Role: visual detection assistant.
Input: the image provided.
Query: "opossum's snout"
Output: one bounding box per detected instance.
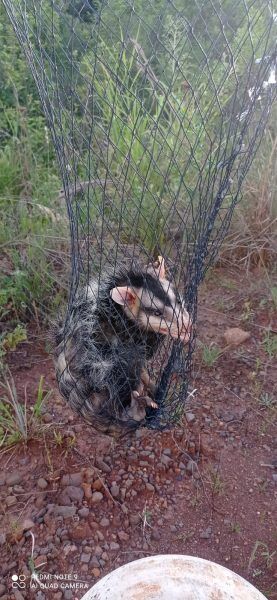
[141,290,191,343]
[110,257,191,344]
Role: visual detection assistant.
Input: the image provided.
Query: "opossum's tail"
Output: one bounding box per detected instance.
[69,388,142,437]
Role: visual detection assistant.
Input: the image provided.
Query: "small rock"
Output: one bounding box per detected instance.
[0,533,6,546]
[95,458,111,473]
[6,496,17,506]
[92,479,103,491]
[54,506,77,518]
[200,526,212,539]
[129,514,141,526]
[94,545,103,557]
[100,517,110,527]
[0,584,6,597]
[273,474,277,483]
[186,460,196,474]
[21,518,35,531]
[80,552,91,563]
[117,531,129,542]
[224,327,250,346]
[92,491,103,503]
[61,473,83,486]
[34,555,47,568]
[163,449,172,456]
[179,462,186,470]
[13,590,25,600]
[64,591,73,600]
[6,472,22,486]
[78,507,90,518]
[82,483,93,500]
[70,523,92,541]
[161,455,171,467]
[102,552,109,561]
[91,556,100,567]
[110,485,120,498]
[92,567,101,577]
[151,529,161,541]
[145,483,155,492]
[63,486,84,502]
[185,412,196,423]
[37,478,48,490]
[110,542,120,550]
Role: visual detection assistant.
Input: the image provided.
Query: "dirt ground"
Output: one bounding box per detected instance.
[1,267,276,599]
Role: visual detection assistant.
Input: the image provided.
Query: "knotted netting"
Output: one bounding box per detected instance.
[3,0,276,433]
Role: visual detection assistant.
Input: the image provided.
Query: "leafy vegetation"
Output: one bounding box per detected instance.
[0,0,275,335]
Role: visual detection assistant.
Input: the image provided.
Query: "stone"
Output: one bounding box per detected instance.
[129,514,141,526]
[63,486,84,502]
[92,492,103,504]
[179,462,186,470]
[64,591,73,600]
[53,506,77,518]
[61,473,83,486]
[0,533,6,546]
[273,474,277,483]
[186,460,196,474]
[224,327,250,346]
[6,496,17,506]
[34,555,47,568]
[95,458,111,473]
[0,584,6,597]
[94,545,103,557]
[92,479,103,491]
[91,556,100,567]
[82,483,93,500]
[110,485,120,498]
[21,518,35,531]
[151,529,161,541]
[100,517,110,527]
[78,507,90,518]
[92,568,101,577]
[185,412,196,423]
[70,523,92,541]
[37,478,48,490]
[80,553,91,563]
[161,455,172,467]
[13,591,25,600]
[6,472,22,486]
[200,526,212,539]
[110,541,120,550]
[117,531,129,542]
[145,483,155,492]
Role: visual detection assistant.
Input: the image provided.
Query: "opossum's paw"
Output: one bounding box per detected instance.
[144,397,158,409]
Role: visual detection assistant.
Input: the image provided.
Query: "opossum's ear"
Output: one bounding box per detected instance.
[146,255,166,280]
[156,256,166,279]
[110,286,137,306]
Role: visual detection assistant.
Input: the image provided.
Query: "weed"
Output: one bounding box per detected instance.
[0,373,51,448]
[248,541,276,573]
[32,376,51,419]
[241,300,254,322]
[270,286,277,310]
[230,522,241,534]
[259,392,276,409]
[201,344,222,367]
[262,332,277,359]
[207,467,225,496]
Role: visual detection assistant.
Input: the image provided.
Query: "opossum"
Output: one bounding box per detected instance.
[53,257,191,436]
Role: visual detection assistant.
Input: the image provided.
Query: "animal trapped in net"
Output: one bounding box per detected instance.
[3,0,276,435]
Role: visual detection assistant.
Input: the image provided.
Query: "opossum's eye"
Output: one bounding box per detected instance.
[153,309,163,317]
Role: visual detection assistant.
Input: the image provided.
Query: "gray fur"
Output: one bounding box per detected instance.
[52,264,188,436]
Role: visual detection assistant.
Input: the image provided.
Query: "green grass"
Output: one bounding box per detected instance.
[0,373,52,448]
[262,332,277,359]
[201,343,222,367]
